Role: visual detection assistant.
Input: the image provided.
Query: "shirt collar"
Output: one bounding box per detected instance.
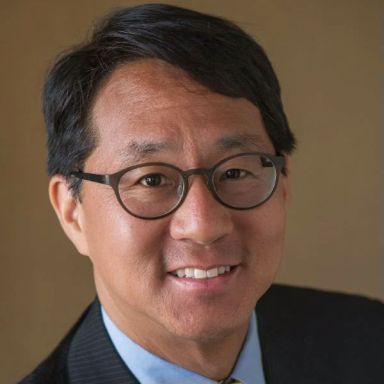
[101,307,266,384]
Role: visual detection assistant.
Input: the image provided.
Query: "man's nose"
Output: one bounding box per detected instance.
[169,176,234,245]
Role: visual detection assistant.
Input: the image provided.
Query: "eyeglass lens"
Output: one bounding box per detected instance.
[116,154,278,219]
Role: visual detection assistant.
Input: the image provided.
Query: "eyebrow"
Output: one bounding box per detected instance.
[216,134,266,151]
[118,140,176,163]
[118,133,266,164]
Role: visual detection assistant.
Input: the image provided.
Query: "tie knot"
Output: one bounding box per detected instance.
[219,378,243,384]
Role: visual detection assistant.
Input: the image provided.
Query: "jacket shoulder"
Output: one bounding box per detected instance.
[259,283,384,322]
[257,284,384,383]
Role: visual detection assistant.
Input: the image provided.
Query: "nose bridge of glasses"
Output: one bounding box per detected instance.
[181,167,213,196]
[178,167,220,212]
[183,167,210,180]
[180,167,224,211]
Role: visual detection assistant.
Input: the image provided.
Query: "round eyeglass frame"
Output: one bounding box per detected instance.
[70,152,286,220]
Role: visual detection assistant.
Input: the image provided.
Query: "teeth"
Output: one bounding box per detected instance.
[194,269,207,279]
[172,266,232,279]
[176,269,186,278]
[185,268,194,278]
[207,268,218,278]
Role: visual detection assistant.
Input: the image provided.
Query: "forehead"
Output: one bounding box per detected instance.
[89,59,273,167]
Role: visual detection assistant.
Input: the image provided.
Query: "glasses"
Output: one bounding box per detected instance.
[70,152,285,220]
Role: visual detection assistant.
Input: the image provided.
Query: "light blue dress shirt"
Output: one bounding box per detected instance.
[101,307,266,384]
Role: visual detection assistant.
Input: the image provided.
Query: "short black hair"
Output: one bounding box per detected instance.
[43,3,295,194]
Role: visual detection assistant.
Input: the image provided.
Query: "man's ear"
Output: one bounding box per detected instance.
[48,175,89,256]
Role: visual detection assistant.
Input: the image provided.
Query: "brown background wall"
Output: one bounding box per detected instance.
[1,0,382,382]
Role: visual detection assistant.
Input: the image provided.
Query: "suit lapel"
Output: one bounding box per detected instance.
[67,300,139,384]
[256,285,330,384]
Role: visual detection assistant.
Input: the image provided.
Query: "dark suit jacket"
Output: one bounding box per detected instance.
[19,284,384,384]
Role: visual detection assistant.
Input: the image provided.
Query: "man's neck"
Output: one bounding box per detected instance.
[141,323,250,380]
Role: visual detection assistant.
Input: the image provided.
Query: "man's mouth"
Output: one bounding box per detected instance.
[170,265,233,279]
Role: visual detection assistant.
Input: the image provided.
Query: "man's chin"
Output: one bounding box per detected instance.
[161,306,252,344]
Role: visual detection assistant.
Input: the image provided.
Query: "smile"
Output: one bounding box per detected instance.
[171,265,233,279]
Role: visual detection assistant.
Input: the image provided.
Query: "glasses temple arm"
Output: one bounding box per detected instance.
[70,171,110,185]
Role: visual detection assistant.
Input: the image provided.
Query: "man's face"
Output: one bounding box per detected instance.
[73,59,289,348]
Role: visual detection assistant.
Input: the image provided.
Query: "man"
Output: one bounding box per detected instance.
[20,3,384,384]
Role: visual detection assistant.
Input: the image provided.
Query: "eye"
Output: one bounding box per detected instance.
[140,173,168,187]
[222,168,248,180]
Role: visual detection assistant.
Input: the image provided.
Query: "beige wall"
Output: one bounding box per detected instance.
[1,0,382,382]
